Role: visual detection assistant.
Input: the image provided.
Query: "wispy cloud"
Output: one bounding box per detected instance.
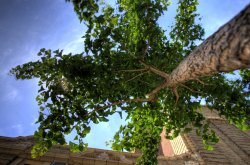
[0,49,13,66]
[11,124,24,135]
[0,86,21,102]
[3,88,18,102]
[0,124,24,136]
[61,38,85,54]
[203,19,228,38]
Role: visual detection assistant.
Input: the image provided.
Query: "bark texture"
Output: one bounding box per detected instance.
[167,3,250,86]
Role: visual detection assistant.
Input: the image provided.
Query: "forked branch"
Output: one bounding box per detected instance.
[139,60,169,79]
[146,81,169,98]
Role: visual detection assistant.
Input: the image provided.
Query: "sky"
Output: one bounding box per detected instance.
[0,0,249,150]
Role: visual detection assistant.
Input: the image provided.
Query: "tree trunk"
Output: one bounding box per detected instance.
[167,3,250,86]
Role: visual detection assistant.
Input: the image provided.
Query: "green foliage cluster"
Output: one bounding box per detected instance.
[10,0,250,164]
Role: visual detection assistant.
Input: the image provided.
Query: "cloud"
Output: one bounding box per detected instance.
[203,19,227,37]
[0,49,14,76]
[0,49,13,65]
[0,124,24,136]
[4,89,18,101]
[30,115,39,128]
[11,124,24,134]
[0,87,20,102]
[61,38,85,54]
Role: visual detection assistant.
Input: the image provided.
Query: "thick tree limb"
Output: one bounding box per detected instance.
[146,4,250,97]
[167,4,250,86]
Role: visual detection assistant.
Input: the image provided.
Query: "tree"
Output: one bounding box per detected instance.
[10,0,250,164]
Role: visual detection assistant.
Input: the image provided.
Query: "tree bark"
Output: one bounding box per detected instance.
[167,3,250,86]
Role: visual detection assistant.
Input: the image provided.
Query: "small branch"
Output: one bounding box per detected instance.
[172,86,179,106]
[125,71,149,83]
[143,44,149,59]
[180,84,202,94]
[139,60,169,79]
[145,78,203,100]
[242,91,250,97]
[138,80,154,87]
[146,81,169,98]
[118,68,147,72]
[195,78,208,85]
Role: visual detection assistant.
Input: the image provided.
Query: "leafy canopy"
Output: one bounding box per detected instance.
[10,0,250,164]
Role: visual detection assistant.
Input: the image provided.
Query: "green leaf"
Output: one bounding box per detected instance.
[205,145,214,151]
[99,117,109,122]
[118,111,122,119]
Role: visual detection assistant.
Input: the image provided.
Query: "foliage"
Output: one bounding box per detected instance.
[10,0,250,164]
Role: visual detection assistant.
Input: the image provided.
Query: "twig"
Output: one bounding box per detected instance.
[172,86,179,106]
[139,60,169,79]
[138,80,154,87]
[243,91,250,97]
[125,71,149,83]
[143,44,149,59]
[146,81,169,98]
[195,78,208,85]
[180,84,202,94]
[118,68,147,72]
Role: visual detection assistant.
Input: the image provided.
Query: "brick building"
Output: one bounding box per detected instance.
[0,107,250,165]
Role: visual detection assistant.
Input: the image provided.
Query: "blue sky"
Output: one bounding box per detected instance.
[0,0,249,149]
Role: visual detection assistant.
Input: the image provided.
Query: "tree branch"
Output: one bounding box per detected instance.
[125,71,149,83]
[179,84,202,94]
[143,44,149,59]
[167,4,250,86]
[118,68,147,72]
[139,60,169,79]
[138,80,154,87]
[146,4,250,96]
[172,86,179,106]
[146,81,169,98]
[195,78,209,85]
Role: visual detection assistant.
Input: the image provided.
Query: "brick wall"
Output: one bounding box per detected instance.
[184,107,250,165]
